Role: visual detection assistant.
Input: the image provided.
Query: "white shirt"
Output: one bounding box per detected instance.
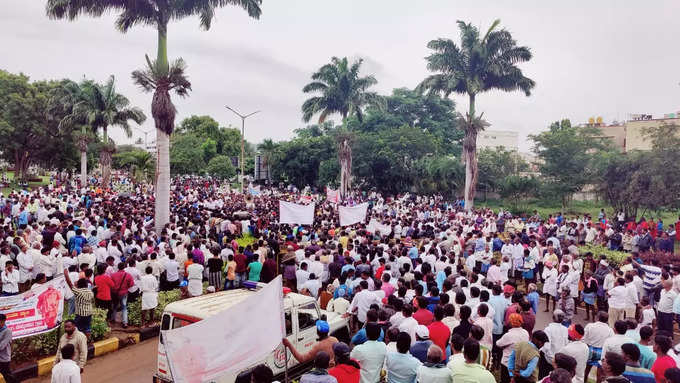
[164,259,179,282]
[124,267,141,293]
[582,321,615,348]
[17,251,33,283]
[608,285,628,309]
[416,365,452,383]
[558,341,589,383]
[348,289,381,323]
[1,269,19,293]
[542,322,569,364]
[76,252,96,269]
[51,358,81,383]
[602,334,633,357]
[659,289,678,313]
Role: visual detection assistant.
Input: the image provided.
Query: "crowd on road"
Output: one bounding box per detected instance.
[0,175,679,383]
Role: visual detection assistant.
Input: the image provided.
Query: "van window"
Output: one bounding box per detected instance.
[285,311,292,336]
[173,317,193,329]
[297,302,319,332]
[161,314,171,330]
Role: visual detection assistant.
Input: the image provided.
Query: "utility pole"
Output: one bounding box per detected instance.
[224,105,260,193]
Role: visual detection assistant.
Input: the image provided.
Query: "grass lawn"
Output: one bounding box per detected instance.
[476,198,679,227]
[0,171,50,196]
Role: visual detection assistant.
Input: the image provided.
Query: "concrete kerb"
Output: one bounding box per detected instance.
[0,325,160,382]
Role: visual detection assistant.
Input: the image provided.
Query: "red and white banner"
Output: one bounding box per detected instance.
[0,276,66,339]
[326,187,339,203]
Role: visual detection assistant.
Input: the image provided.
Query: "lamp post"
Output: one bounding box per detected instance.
[224,105,260,193]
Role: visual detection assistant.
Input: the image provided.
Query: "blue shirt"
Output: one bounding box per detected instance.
[623,364,656,383]
[410,340,433,363]
[351,327,384,346]
[635,343,657,370]
[527,292,539,314]
[508,342,539,378]
[489,295,510,335]
[385,352,421,383]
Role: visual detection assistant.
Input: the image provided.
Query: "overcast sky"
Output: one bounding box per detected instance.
[2,1,679,152]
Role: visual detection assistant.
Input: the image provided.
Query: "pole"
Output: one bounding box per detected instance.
[224,105,260,194]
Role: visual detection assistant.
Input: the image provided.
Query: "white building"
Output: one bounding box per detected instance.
[477,130,519,151]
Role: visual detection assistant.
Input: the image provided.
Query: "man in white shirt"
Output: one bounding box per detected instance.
[607,277,628,328]
[16,248,33,292]
[186,262,204,297]
[346,280,380,326]
[163,253,180,289]
[295,263,310,292]
[542,309,569,366]
[582,311,615,381]
[51,344,81,383]
[300,273,321,298]
[1,262,19,295]
[601,320,633,357]
[558,324,589,383]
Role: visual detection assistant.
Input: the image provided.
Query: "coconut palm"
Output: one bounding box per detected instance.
[257,138,276,184]
[60,76,145,186]
[301,57,383,198]
[418,19,535,210]
[46,0,262,232]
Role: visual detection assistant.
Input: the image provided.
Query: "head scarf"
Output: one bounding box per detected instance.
[509,313,523,328]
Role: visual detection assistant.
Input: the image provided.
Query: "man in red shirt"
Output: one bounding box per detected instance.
[651,335,677,382]
[413,296,434,326]
[427,307,451,361]
[234,249,247,288]
[110,263,134,328]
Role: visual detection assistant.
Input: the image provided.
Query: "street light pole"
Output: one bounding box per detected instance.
[225,105,260,193]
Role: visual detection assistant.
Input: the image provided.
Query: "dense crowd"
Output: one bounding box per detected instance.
[0,175,679,383]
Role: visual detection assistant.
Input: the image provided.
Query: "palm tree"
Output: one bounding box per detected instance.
[46,0,262,232]
[257,138,276,184]
[301,57,383,198]
[61,76,145,186]
[418,20,535,210]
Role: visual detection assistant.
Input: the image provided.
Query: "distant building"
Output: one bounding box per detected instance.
[477,130,519,151]
[587,113,680,152]
[132,141,157,154]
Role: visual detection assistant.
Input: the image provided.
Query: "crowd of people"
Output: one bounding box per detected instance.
[0,174,679,383]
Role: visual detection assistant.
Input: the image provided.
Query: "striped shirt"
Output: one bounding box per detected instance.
[72,287,94,317]
[638,264,662,290]
[623,364,656,383]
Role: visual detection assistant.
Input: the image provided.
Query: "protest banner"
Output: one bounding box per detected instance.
[326,187,339,203]
[0,276,66,339]
[279,200,315,225]
[163,277,285,383]
[367,218,392,235]
[339,202,369,227]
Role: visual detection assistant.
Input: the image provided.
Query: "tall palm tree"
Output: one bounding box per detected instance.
[301,57,382,198]
[257,138,276,184]
[46,0,262,232]
[61,76,145,186]
[418,20,535,210]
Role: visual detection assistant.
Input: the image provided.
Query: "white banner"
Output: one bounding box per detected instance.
[326,187,339,203]
[279,201,315,225]
[0,276,66,339]
[339,202,369,227]
[367,218,392,235]
[163,277,285,383]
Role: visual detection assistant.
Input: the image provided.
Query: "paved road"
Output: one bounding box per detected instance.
[25,299,591,382]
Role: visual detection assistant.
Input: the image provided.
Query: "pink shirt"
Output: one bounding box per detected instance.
[473,316,494,349]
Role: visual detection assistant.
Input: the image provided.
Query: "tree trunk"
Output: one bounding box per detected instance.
[80,150,87,186]
[155,130,170,233]
[101,128,112,187]
[463,93,477,211]
[339,138,352,200]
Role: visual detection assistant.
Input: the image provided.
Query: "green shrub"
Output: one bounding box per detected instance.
[579,244,629,266]
[128,289,183,327]
[236,234,257,248]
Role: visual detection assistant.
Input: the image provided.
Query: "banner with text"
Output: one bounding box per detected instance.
[163,277,285,383]
[339,202,369,227]
[0,276,66,339]
[279,201,315,225]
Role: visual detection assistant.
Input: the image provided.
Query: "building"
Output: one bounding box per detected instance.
[477,130,519,151]
[587,113,680,152]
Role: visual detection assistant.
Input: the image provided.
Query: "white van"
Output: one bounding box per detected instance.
[154,285,350,383]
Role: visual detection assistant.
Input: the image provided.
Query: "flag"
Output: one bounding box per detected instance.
[248,185,260,196]
[163,277,285,383]
[339,202,369,227]
[279,200,315,225]
[326,187,339,203]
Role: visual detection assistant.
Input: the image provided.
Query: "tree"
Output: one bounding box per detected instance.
[477,147,529,192]
[113,148,155,183]
[419,19,535,210]
[60,76,145,186]
[170,133,205,175]
[531,119,609,208]
[257,138,277,184]
[47,0,263,232]
[498,175,539,209]
[301,57,383,198]
[205,155,236,179]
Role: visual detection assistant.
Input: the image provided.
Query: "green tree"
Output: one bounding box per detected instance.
[498,175,539,209]
[257,138,277,184]
[170,134,205,175]
[113,148,155,183]
[47,0,263,232]
[301,57,383,198]
[531,119,609,208]
[477,147,529,192]
[419,19,535,210]
[60,76,145,186]
[205,155,236,179]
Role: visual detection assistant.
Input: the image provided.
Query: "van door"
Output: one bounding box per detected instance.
[293,302,320,360]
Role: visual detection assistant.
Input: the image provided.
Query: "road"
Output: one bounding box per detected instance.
[25,300,587,382]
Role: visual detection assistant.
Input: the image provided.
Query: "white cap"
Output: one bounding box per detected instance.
[415,325,429,339]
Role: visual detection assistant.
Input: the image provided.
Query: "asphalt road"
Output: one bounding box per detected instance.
[25,299,590,382]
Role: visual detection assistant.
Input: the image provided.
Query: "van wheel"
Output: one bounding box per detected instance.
[332,326,350,343]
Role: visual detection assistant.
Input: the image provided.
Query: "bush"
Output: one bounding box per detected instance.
[236,234,257,248]
[639,251,680,268]
[128,289,182,327]
[579,244,629,266]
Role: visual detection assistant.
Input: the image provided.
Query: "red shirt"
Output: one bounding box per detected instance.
[94,274,114,301]
[651,355,676,382]
[413,308,434,326]
[234,253,247,273]
[328,362,360,383]
[427,321,451,361]
[676,221,680,241]
[109,270,134,297]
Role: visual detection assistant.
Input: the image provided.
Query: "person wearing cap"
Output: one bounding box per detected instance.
[350,322,386,383]
[497,313,530,383]
[416,345,452,383]
[282,320,338,367]
[384,332,421,383]
[299,351,337,383]
[557,324,589,383]
[328,342,360,383]
[409,325,433,363]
